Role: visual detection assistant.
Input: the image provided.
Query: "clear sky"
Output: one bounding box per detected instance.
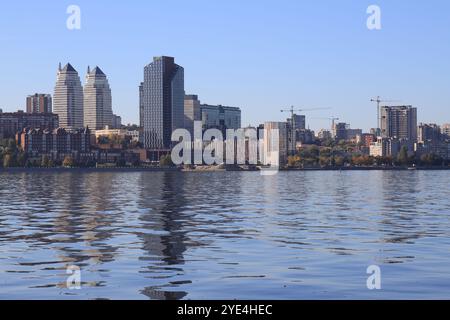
[1,0,449,131]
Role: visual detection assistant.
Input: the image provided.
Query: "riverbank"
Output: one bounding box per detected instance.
[1,165,450,173]
[0,167,181,173]
[284,166,450,171]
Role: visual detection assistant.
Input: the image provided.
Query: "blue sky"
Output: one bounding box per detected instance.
[0,0,449,131]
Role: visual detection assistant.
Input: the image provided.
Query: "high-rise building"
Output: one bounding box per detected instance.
[441,124,450,139]
[184,95,201,135]
[26,94,52,113]
[263,122,288,167]
[83,66,113,130]
[286,114,306,153]
[142,56,185,149]
[53,63,84,129]
[112,114,122,129]
[139,82,144,128]
[380,105,417,141]
[418,123,441,143]
[292,114,306,131]
[333,122,348,141]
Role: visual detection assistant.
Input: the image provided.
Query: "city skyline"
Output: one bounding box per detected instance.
[2,58,448,135]
[1,1,450,130]
[2,2,450,304]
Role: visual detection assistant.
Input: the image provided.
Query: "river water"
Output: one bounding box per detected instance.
[0,170,449,299]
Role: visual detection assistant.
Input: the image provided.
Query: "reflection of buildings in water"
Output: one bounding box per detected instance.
[138,172,191,299]
[38,172,119,267]
[379,171,422,243]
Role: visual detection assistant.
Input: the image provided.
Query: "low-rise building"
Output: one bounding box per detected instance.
[317,129,332,140]
[357,133,376,148]
[0,111,59,139]
[415,141,449,160]
[418,123,441,144]
[94,127,140,143]
[370,137,414,158]
[17,127,91,160]
[200,104,241,132]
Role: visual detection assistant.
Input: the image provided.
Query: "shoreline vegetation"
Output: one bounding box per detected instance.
[2,138,450,173]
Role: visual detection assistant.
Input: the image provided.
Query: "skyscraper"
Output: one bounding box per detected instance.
[26,94,52,113]
[142,56,185,149]
[53,63,84,129]
[83,66,113,130]
[139,82,144,128]
[380,105,418,141]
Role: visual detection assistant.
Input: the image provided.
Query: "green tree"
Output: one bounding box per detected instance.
[17,152,27,167]
[319,156,330,166]
[334,156,344,167]
[159,154,173,167]
[420,153,443,166]
[63,156,74,167]
[397,146,409,165]
[3,154,15,168]
[41,155,50,167]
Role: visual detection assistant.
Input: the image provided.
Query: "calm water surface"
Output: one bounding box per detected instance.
[0,171,449,299]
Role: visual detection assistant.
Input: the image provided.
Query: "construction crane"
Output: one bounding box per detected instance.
[370,96,401,131]
[312,116,340,131]
[280,106,331,154]
[280,106,331,120]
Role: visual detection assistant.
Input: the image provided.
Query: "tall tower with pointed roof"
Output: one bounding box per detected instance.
[53,63,84,129]
[83,66,113,130]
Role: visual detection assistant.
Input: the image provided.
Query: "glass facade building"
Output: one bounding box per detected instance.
[142,56,184,149]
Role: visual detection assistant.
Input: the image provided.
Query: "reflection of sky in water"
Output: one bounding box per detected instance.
[0,171,449,299]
